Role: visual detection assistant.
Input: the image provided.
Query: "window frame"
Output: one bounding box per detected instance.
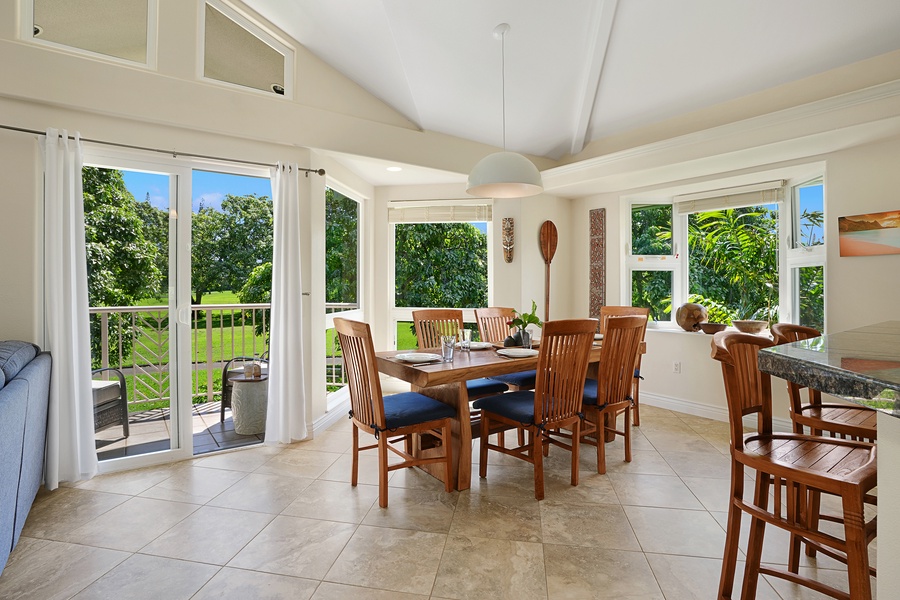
[23,0,159,69]
[198,0,295,98]
[625,175,826,329]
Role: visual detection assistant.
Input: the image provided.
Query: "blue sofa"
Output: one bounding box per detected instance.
[0,341,51,576]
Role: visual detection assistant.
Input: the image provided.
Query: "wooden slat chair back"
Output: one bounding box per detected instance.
[475,307,515,343]
[412,309,463,349]
[711,331,877,600]
[770,322,876,442]
[334,318,455,508]
[571,315,645,474]
[474,319,597,500]
[598,306,649,425]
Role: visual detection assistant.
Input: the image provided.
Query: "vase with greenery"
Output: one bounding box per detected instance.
[504,300,543,347]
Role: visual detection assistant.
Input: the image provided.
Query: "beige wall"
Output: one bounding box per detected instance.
[0,129,42,343]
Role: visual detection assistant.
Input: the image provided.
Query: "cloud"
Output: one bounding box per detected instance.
[194,192,225,211]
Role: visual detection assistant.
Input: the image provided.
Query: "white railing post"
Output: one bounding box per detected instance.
[205,309,214,403]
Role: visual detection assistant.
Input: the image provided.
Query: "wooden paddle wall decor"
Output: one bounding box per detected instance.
[502,218,514,263]
[539,220,558,322]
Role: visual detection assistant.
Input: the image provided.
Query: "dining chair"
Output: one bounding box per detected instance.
[474,318,596,500]
[597,306,649,426]
[576,315,645,474]
[474,307,536,391]
[712,331,877,600]
[334,317,455,508]
[412,309,510,400]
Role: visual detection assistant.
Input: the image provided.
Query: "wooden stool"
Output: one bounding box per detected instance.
[712,331,877,600]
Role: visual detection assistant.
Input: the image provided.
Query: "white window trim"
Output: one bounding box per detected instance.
[23,0,159,70]
[626,175,825,328]
[198,0,295,99]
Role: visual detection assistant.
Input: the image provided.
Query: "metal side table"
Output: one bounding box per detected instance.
[229,374,268,435]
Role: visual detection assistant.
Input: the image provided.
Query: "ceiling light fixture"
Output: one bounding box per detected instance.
[386,166,402,172]
[467,23,543,199]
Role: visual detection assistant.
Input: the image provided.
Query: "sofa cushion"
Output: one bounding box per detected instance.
[0,341,39,384]
[92,379,122,407]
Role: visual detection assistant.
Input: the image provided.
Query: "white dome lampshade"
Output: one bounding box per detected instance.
[466,151,543,198]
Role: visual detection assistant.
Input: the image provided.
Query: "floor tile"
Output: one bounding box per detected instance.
[311,581,428,599]
[21,487,130,540]
[254,448,343,479]
[140,505,275,564]
[609,472,705,510]
[432,535,547,600]
[646,553,781,599]
[71,553,218,599]
[361,487,458,533]
[59,496,199,552]
[324,525,446,596]
[449,492,542,542]
[192,567,319,600]
[281,479,379,523]
[544,543,663,599]
[138,465,247,504]
[228,515,356,579]
[540,502,641,550]
[0,538,128,600]
[207,472,313,513]
[625,505,726,558]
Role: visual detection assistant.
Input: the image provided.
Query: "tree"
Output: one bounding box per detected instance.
[325,189,358,304]
[237,262,272,337]
[134,196,169,291]
[219,194,273,294]
[394,223,488,308]
[82,167,162,366]
[191,202,226,305]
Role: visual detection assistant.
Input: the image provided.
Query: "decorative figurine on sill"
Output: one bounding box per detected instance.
[675,302,708,332]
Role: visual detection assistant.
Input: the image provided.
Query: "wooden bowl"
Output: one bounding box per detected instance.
[733,320,768,334]
[699,322,726,334]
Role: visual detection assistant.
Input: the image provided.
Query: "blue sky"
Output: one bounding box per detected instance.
[798,183,824,245]
[121,169,271,212]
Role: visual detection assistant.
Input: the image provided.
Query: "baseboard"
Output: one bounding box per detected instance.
[641,391,793,432]
[312,396,351,436]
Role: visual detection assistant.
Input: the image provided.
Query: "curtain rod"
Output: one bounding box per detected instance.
[0,123,326,176]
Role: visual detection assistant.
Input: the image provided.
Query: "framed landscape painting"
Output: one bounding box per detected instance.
[838,209,900,257]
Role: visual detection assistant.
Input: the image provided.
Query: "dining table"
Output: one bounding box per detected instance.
[375,339,645,491]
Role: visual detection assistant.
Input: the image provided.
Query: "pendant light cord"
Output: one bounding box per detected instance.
[500,27,506,150]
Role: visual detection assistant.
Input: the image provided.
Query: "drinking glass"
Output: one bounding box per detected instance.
[459,328,472,351]
[440,335,456,362]
[520,329,532,349]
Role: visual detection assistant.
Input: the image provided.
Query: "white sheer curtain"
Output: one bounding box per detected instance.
[41,128,97,489]
[265,162,308,443]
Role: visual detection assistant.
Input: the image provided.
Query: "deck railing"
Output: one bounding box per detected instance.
[90,302,356,408]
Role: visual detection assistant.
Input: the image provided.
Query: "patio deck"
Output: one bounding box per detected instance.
[95,401,263,460]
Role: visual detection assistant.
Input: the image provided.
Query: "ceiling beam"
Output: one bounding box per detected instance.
[569,0,618,156]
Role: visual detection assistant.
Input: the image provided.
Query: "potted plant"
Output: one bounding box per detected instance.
[504,300,543,347]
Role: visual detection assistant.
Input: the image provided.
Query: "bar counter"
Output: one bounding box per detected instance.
[757,320,900,413]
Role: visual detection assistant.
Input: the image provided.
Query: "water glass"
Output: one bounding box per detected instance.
[459,328,472,351]
[520,329,532,349]
[440,335,456,362]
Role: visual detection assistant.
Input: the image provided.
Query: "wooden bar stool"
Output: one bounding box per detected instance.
[712,331,876,600]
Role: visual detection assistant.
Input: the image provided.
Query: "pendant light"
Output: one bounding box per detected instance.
[467,23,543,198]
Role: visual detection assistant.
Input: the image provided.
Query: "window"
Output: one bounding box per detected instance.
[325,188,359,310]
[390,203,491,348]
[28,0,157,67]
[626,177,825,329]
[202,0,293,96]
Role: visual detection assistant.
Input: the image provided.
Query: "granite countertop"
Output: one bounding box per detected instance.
[758,320,900,415]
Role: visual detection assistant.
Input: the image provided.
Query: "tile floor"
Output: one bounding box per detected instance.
[0,405,876,599]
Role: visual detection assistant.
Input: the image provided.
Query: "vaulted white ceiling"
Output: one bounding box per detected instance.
[245,0,900,166]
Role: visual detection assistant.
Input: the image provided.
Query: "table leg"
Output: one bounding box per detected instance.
[412,382,472,491]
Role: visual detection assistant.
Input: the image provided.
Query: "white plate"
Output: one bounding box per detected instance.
[594,333,604,340]
[459,341,493,350]
[395,352,442,364]
[496,348,539,358]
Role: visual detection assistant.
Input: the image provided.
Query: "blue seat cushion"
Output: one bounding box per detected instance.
[472,390,536,426]
[382,392,455,429]
[582,379,600,406]
[488,370,537,389]
[466,378,509,397]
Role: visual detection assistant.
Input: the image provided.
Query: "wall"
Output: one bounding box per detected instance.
[0,129,41,342]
